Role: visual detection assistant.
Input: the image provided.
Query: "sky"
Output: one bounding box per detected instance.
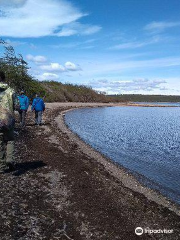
[0,0,180,95]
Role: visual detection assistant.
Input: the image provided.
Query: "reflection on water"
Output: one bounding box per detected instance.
[65,106,180,204]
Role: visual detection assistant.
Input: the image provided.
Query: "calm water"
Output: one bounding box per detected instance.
[134,102,180,107]
[65,106,180,204]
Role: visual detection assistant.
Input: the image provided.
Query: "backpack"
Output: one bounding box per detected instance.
[18,95,29,110]
[0,85,15,130]
[0,106,15,130]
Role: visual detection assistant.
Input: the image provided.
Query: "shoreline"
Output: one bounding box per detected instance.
[1,101,180,239]
[50,102,180,216]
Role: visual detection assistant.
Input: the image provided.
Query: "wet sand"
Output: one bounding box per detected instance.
[0,102,180,240]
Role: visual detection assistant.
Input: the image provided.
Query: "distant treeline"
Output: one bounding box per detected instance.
[110,94,180,102]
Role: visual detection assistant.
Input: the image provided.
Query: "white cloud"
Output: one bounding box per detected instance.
[29,43,37,49]
[144,21,180,33]
[65,61,81,71]
[0,0,101,38]
[26,54,47,64]
[40,63,66,72]
[0,0,26,7]
[51,39,96,49]
[110,36,163,50]
[39,61,81,72]
[5,39,26,46]
[51,42,80,49]
[38,72,59,81]
[89,78,168,94]
[57,22,101,37]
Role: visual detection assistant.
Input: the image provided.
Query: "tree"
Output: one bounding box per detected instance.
[0,39,31,90]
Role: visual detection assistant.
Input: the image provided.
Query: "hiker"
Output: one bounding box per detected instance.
[18,90,29,127]
[31,94,45,126]
[0,71,16,173]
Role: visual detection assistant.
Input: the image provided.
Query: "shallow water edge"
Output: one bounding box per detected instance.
[50,103,180,216]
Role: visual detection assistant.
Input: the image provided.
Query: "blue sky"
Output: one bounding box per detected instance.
[0,0,180,95]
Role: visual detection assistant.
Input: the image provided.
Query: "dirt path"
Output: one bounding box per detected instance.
[0,103,180,240]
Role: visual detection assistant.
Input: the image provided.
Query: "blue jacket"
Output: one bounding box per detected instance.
[18,95,29,110]
[31,97,45,112]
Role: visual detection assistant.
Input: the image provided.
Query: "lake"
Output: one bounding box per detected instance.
[65,106,180,204]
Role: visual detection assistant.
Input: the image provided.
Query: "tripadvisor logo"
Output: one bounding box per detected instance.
[135,227,143,236]
[135,227,173,236]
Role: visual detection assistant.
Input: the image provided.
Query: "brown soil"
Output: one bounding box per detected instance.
[0,102,180,240]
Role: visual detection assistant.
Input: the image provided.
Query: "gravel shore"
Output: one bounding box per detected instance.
[0,102,180,240]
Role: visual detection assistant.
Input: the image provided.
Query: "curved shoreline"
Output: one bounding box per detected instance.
[2,102,180,239]
[51,103,180,216]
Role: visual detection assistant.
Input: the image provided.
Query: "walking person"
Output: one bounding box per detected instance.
[31,94,45,126]
[18,90,29,127]
[0,71,16,173]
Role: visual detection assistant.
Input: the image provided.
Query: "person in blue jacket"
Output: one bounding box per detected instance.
[31,94,45,126]
[18,90,29,127]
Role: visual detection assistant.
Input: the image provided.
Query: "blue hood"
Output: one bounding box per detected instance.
[31,97,45,111]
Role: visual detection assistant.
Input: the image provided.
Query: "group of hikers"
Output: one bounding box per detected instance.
[0,71,45,174]
[18,90,45,127]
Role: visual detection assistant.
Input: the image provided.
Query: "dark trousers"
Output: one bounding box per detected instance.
[19,110,27,127]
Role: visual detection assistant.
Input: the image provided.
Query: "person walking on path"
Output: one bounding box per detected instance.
[0,71,16,173]
[18,90,29,127]
[31,94,45,126]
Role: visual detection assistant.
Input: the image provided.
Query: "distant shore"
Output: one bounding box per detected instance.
[46,101,180,109]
